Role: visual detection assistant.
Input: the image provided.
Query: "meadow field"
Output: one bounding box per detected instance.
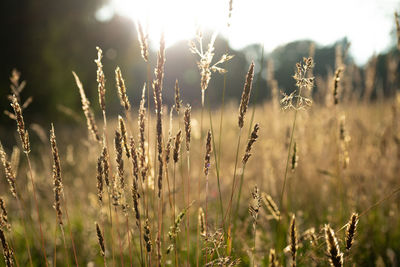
[1,12,400,267]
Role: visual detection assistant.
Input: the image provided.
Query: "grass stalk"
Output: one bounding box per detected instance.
[25,154,49,267]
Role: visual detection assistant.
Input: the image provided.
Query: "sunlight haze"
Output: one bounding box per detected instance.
[102,0,400,64]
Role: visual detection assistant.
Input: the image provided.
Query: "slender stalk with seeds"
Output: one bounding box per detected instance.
[345,213,358,251]
[235,123,260,224]
[152,33,166,267]
[225,62,255,229]
[204,130,212,265]
[49,124,71,267]
[113,132,126,267]
[144,219,152,266]
[0,198,18,267]
[95,222,107,267]
[279,57,314,227]
[10,95,48,266]
[249,186,261,267]
[172,130,182,266]
[324,225,343,267]
[289,215,298,267]
[184,105,191,266]
[268,249,279,267]
[94,46,122,267]
[0,142,33,266]
[72,71,101,143]
[0,228,14,267]
[261,193,280,221]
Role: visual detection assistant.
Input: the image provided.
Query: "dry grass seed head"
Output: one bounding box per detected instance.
[174,79,181,113]
[101,141,110,187]
[291,141,298,172]
[95,47,106,111]
[114,131,125,190]
[261,192,280,220]
[50,124,64,225]
[269,248,280,267]
[115,67,131,111]
[0,198,10,231]
[199,207,206,236]
[130,137,140,180]
[96,155,104,204]
[118,116,131,158]
[173,130,182,163]
[184,104,191,152]
[72,72,101,142]
[238,62,255,128]
[0,228,14,267]
[95,222,105,257]
[289,215,298,266]
[204,130,212,176]
[333,68,343,105]
[136,21,149,62]
[324,224,344,267]
[281,57,314,110]
[242,123,260,164]
[345,213,359,251]
[165,136,173,164]
[138,84,147,180]
[11,95,30,153]
[249,185,261,223]
[144,219,152,252]
[0,143,17,198]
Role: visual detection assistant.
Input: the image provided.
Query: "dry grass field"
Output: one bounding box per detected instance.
[1,20,400,267]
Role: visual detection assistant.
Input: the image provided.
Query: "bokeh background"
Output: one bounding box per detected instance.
[0,0,399,135]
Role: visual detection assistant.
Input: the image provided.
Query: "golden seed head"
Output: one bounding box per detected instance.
[101,141,110,187]
[333,68,343,105]
[165,136,173,164]
[198,207,206,236]
[95,47,106,111]
[249,185,261,223]
[324,224,343,267]
[137,22,149,62]
[95,222,105,257]
[204,130,212,176]
[291,141,298,172]
[0,198,10,231]
[345,213,359,251]
[0,142,17,198]
[174,79,181,113]
[114,131,125,190]
[261,193,280,221]
[96,155,104,204]
[289,214,298,265]
[0,228,14,267]
[238,62,255,128]
[118,116,131,158]
[115,67,131,111]
[173,130,182,163]
[269,248,279,267]
[72,71,101,142]
[184,105,191,152]
[130,137,140,181]
[11,95,30,153]
[144,219,152,252]
[242,123,260,164]
[50,124,63,225]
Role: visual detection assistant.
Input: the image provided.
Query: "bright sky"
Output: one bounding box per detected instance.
[96,0,400,64]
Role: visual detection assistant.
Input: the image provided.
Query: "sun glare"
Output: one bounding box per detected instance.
[111,0,230,46]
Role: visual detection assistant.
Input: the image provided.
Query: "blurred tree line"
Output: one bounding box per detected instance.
[1,0,399,135]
